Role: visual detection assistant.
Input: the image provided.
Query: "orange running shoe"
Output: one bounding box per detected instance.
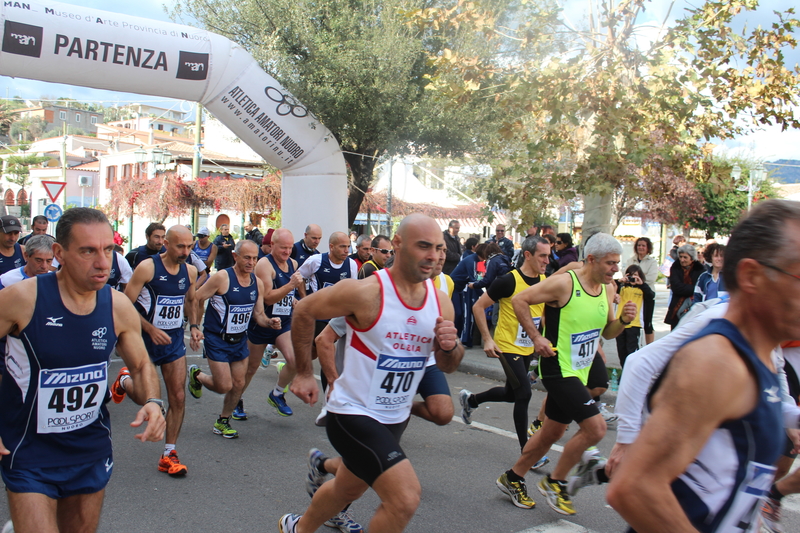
[111,367,130,404]
[158,451,188,476]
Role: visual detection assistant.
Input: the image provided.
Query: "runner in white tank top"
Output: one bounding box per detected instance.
[281,213,464,533]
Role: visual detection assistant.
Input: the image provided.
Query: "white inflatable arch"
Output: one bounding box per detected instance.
[0,0,347,238]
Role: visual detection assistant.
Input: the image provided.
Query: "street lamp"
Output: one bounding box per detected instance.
[731,164,742,182]
[747,163,766,211]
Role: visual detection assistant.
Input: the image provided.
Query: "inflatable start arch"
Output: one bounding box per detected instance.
[0,0,347,237]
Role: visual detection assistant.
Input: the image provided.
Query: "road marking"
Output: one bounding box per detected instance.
[516,519,599,532]
[451,416,565,453]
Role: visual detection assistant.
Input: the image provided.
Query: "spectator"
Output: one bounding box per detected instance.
[664,243,705,329]
[462,236,479,259]
[614,264,655,368]
[451,243,487,347]
[624,236,659,345]
[540,224,555,236]
[542,233,560,276]
[443,219,463,274]
[486,224,514,258]
[694,243,727,302]
[348,231,358,254]
[348,234,372,270]
[555,232,578,267]
[470,243,511,291]
[244,222,263,245]
[213,224,236,270]
[668,234,686,261]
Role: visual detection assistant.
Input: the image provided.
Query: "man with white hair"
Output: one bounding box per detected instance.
[495,232,636,516]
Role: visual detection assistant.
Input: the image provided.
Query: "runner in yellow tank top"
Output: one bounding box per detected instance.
[495,233,636,516]
[459,236,550,451]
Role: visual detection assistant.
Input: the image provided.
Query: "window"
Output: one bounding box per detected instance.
[122,164,132,178]
[157,124,164,131]
[4,190,14,207]
[90,116,97,125]
[106,165,117,188]
[16,189,27,206]
[59,111,66,120]
[75,113,81,123]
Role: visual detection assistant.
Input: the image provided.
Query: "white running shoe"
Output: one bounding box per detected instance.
[459,389,474,425]
[566,447,607,496]
[599,403,619,424]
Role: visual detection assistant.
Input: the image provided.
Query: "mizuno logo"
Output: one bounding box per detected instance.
[46,316,63,327]
[233,287,239,292]
[105,458,114,472]
[378,358,425,370]
[43,369,105,385]
[765,386,781,403]
[159,276,168,281]
[583,399,595,406]
[323,268,330,273]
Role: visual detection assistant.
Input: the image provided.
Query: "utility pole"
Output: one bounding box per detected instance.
[191,103,203,230]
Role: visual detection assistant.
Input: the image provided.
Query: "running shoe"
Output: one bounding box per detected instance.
[213,417,239,439]
[537,476,576,515]
[566,447,607,496]
[315,405,328,427]
[268,390,293,416]
[599,403,619,424]
[278,513,301,533]
[496,472,535,509]
[2,520,14,533]
[261,345,275,368]
[111,367,130,404]
[157,450,188,476]
[761,496,784,533]
[188,364,203,399]
[527,419,543,437]
[531,456,550,470]
[459,389,474,425]
[324,509,364,533]
[306,448,328,498]
[232,399,247,421]
[276,361,290,393]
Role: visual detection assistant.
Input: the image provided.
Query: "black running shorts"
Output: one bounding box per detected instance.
[326,412,409,486]
[541,376,601,424]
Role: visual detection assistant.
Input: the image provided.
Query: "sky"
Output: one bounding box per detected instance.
[1,0,798,162]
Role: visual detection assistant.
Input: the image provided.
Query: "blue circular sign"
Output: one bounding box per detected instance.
[44,203,62,222]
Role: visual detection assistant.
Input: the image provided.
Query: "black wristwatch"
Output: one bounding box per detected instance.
[145,398,166,417]
[190,324,201,330]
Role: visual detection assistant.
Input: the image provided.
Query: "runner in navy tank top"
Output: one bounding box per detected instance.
[241,228,304,420]
[0,208,164,533]
[0,215,26,275]
[608,199,800,533]
[283,214,464,533]
[123,225,202,478]
[187,240,279,438]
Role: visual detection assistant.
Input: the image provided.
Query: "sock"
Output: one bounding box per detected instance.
[769,483,785,502]
[593,396,601,403]
[506,469,524,482]
[119,374,130,391]
[533,419,542,429]
[218,416,229,424]
[164,444,176,456]
[318,460,329,476]
[468,395,478,408]
[596,469,610,484]
[273,386,285,397]
[548,475,566,484]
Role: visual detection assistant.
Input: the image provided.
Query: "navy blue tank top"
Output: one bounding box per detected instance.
[203,268,257,336]
[291,240,318,267]
[135,254,189,333]
[313,253,353,292]
[107,251,122,288]
[130,244,164,269]
[0,273,117,468]
[0,242,26,275]
[266,254,297,318]
[645,319,782,533]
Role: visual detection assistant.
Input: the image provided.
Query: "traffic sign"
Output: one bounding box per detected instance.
[44,203,63,223]
[41,181,67,203]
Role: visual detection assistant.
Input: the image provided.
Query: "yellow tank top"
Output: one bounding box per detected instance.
[494,270,546,355]
[433,272,454,298]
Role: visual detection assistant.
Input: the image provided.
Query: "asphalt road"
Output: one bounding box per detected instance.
[2,351,799,532]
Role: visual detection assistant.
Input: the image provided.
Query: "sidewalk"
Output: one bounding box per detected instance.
[457,281,672,393]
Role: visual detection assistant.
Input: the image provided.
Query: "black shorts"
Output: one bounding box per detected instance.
[586,352,608,390]
[542,376,600,424]
[417,364,450,398]
[326,412,409,486]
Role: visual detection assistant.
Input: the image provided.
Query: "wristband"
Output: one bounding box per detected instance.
[145,398,166,417]
[619,316,631,326]
[441,340,461,354]
[190,324,201,330]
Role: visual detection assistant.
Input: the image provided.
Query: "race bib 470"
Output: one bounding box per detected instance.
[368,354,427,411]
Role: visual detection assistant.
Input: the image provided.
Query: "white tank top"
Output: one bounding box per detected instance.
[327,268,441,424]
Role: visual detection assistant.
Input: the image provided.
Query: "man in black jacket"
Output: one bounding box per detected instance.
[244,222,263,246]
[443,219,463,275]
[213,224,236,270]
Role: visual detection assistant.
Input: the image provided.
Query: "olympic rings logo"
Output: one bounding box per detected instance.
[264,86,309,118]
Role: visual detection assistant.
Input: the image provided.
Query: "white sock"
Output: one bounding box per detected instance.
[164,444,176,456]
[273,386,284,397]
[119,374,130,391]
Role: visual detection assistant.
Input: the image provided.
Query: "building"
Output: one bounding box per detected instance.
[12,105,104,135]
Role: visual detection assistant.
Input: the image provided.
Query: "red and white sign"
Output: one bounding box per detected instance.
[41,181,67,203]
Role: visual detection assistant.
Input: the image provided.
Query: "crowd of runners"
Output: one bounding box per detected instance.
[1,200,800,533]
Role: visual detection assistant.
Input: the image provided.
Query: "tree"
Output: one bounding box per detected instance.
[174,0,536,226]
[410,0,800,232]
[5,154,50,189]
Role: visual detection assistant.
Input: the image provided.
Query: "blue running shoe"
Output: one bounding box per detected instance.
[268,390,293,416]
[306,448,328,498]
[324,509,364,533]
[531,456,550,470]
[232,399,247,421]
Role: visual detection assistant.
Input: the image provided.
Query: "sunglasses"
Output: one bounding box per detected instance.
[556,241,563,244]
[375,248,394,255]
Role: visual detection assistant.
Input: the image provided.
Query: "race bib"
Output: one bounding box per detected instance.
[715,461,776,532]
[153,295,184,329]
[367,354,427,411]
[272,294,293,316]
[226,304,254,334]
[38,362,107,434]
[570,329,600,370]
[515,317,542,348]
